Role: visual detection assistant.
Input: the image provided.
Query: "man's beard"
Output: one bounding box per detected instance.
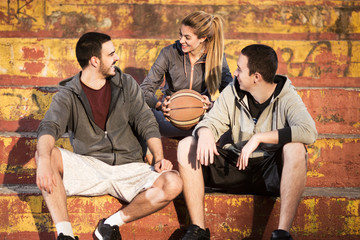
[100,62,115,78]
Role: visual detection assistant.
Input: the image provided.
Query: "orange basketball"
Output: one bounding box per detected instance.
[168,89,206,131]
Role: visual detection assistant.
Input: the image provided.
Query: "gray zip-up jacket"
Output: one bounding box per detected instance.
[140,40,233,108]
[194,75,318,157]
[37,67,160,165]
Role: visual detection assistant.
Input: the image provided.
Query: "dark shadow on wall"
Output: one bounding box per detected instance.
[242,195,276,240]
[124,67,148,85]
[4,116,56,240]
[167,192,276,240]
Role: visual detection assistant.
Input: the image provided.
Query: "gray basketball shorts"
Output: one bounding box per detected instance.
[59,148,170,203]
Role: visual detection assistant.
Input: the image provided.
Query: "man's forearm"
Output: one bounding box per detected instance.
[36,134,56,163]
[146,137,164,164]
[253,130,279,144]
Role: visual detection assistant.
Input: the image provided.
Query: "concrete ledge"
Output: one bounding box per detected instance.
[1,135,360,188]
[1,185,360,240]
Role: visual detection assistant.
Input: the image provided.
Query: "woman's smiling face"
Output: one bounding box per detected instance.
[179,24,205,54]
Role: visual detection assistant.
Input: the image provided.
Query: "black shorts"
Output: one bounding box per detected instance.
[202,146,283,197]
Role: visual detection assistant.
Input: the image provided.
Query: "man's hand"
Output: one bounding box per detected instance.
[237,135,260,170]
[36,158,56,193]
[196,128,219,166]
[237,131,278,170]
[154,159,173,172]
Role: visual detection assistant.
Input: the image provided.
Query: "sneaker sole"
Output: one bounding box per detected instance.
[94,228,103,240]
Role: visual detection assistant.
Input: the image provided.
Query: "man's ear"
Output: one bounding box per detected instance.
[254,72,262,83]
[90,56,99,68]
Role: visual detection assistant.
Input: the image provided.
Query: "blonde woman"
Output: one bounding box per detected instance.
[140,11,233,137]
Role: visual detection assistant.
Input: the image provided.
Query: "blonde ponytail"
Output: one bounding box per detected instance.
[204,15,224,95]
[181,11,225,95]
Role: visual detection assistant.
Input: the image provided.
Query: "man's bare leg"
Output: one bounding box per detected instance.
[118,171,183,222]
[177,136,206,229]
[278,142,307,231]
[36,147,69,223]
[36,148,73,238]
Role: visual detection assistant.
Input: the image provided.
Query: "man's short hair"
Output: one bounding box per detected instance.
[76,32,111,69]
[241,44,278,83]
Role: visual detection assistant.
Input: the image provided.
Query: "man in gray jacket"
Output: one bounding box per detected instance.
[178,44,317,240]
[36,32,182,240]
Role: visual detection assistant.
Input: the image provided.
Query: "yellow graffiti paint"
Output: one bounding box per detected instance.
[313,138,345,150]
[343,200,360,235]
[0,88,54,121]
[226,197,253,207]
[352,11,360,36]
[2,196,52,233]
[307,171,325,178]
[1,137,13,149]
[0,1,46,31]
[303,198,320,234]
[306,139,357,176]
[55,138,73,151]
[41,0,360,7]
[219,221,252,237]
[1,39,360,78]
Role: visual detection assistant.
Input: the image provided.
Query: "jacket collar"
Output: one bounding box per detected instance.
[58,66,124,95]
[232,74,290,102]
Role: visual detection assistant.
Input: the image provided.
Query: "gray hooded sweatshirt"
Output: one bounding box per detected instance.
[37,67,160,165]
[194,75,318,157]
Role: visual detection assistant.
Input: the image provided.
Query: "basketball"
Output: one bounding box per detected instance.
[168,89,206,131]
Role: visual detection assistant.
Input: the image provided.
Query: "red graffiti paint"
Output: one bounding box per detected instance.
[22,47,45,60]
[21,62,45,74]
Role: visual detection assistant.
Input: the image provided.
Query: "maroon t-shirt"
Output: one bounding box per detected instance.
[81,80,111,130]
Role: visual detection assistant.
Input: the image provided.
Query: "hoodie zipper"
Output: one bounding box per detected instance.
[184,53,205,89]
[104,130,116,165]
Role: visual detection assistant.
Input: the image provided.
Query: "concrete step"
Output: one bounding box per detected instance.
[1,135,359,188]
[0,184,359,240]
[2,0,359,40]
[0,87,359,134]
[0,39,359,87]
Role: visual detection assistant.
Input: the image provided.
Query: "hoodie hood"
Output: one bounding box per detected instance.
[232,74,292,103]
[58,66,124,95]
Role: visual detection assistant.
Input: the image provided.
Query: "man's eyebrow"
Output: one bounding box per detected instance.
[108,50,116,55]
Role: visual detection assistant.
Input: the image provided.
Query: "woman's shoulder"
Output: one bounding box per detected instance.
[157,40,183,63]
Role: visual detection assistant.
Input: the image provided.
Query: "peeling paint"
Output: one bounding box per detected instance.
[303,198,320,234]
[1,38,360,79]
[0,88,54,121]
[344,200,360,235]
[226,197,253,207]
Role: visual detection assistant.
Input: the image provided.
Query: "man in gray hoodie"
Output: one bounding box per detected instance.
[36,32,182,240]
[178,44,317,240]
